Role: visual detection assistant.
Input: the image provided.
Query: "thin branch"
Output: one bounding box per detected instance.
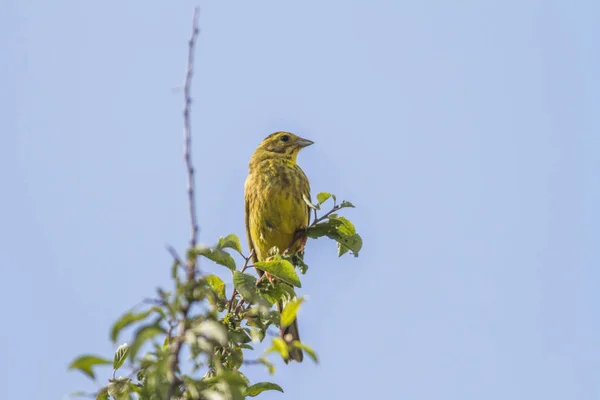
[166,245,184,268]
[166,8,200,400]
[184,7,200,253]
[311,204,343,226]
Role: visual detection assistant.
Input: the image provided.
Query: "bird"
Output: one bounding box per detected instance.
[244,131,314,363]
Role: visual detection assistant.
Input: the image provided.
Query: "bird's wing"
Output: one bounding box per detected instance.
[244,179,260,266]
[301,168,312,226]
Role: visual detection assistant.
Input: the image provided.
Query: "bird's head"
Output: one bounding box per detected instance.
[253,131,314,163]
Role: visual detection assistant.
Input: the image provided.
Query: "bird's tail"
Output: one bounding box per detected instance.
[278,301,303,363]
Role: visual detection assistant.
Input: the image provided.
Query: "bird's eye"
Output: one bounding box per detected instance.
[280,135,290,142]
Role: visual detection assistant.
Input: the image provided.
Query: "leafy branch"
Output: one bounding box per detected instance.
[164,7,201,400]
[68,7,362,400]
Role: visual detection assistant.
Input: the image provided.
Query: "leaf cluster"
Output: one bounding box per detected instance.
[69,193,360,399]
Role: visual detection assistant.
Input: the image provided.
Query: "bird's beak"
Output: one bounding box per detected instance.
[296,137,314,148]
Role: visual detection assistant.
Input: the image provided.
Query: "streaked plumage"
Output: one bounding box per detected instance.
[244,131,313,363]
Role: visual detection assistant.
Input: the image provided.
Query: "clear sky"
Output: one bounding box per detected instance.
[2,0,599,399]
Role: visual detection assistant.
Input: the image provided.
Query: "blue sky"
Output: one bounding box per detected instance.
[2,0,599,398]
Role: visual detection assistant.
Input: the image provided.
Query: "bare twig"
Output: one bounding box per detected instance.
[311,204,342,226]
[166,245,184,267]
[184,8,200,254]
[166,8,200,400]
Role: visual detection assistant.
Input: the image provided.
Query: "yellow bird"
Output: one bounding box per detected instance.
[244,131,314,363]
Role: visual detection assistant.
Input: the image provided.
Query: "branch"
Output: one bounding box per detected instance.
[166,7,200,400]
[184,7,200,254]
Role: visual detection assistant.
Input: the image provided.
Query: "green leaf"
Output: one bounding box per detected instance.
[205,274,226,300]
[217,234,243,254]
[280,297,305,328]
[302,194,319,210]
[254,259,301,288]
[304,222,334,239]
[340,200,355,208]
[292,342,319,363]
[68,355,111,380]
[129,322,166,361]
[338,242,350,257]
[233,271,258,301]
[328,215,356,236]
[192,245,236,271]
[69,391,88,398]
[113,343,129,370]
[266,337,289,360]
[110,307,164,344]
[244,382,284,397]
[229,328,252,344]
[336,233,363,257]
[290,253,309,274]
[316,192,331,205]
[171,258,179,279]
[107,377,132,400]
[305,216,362,256]
[202,370,248,391]
[201,390,226,400]
[259,282,296,305]
[192,320,228,346]
[96,387,109,400]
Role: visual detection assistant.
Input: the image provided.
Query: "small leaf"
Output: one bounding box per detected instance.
[328,215,356,236]
[292,342,319,363]
[68,355,111,380]
[259,282,296,305]
[171,258,179,279]
[266,337,289,360]
[69,391,88,398]
[233,271,258,301]
[336,233,363,257]
[254,259,301,288]
[316,192,331,205]
[289,253,309,274]
[192,246,236,271]
[129,322,166,361]
[306,217,362,257]
[192,320,228,346]
[201,390,226,400]
[107,377,132,400]
[302,194,319,210]
[338,242,350,257]
[229,328,252,344]
[205,274,226,300]
[96,387,109,400]
[304,222,334,239]
[340,200,355,208]
[217,234,243,254]
[113,343,129,370]
[245,382,284,397]
[110,307,164,344]
[280,298,305,328]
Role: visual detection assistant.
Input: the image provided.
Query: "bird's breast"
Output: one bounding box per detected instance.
[247,161,310,259]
